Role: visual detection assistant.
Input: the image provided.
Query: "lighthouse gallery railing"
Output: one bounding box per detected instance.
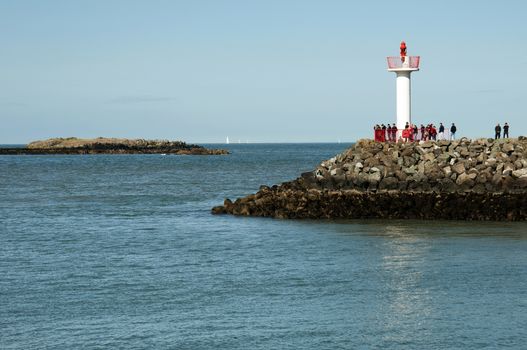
[387,56,420,69]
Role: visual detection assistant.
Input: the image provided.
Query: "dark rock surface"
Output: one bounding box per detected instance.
[0,137,229,155]
[213,138,527,221]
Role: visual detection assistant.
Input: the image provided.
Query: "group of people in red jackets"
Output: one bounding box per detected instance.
[373,124,398,142]
[374,122,447,142]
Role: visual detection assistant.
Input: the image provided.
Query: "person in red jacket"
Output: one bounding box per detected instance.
[402,127,409,142]
[373,125,380,141]
[400,41,407,62]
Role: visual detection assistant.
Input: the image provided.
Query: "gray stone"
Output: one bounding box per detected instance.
[459,147,470,157]
[503,163,515,176]
[395,170,407,181]
[403,156,416,167]
[401,146,415,157]
[418,162,426,175]
[476,173,488,184]
[420,141,433,148]
[403,166,417,175]
[503,143,515,153]
[367,172,382,183]
[456,173,470,186]
[341,163,354,171]
[452,162,466,175]
[437,153,451,162]
[512,168,527,178]
[456,173,475,188]
[485,158,497,167]
[416,146,426,155]
[354,162,364,173]
[423,153,435,162]
[315,169,326,180]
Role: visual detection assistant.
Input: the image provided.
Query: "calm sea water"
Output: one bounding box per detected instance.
[1,143,526,349]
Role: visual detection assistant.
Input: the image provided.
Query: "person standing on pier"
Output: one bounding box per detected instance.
[495,123,502,139]
[438,123,445,140]
[450,123,457,140]
[391,124,398,141]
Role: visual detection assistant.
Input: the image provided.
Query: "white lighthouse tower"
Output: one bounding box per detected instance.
[387,42,420,136]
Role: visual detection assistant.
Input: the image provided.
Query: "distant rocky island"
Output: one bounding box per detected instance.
[0,137,229,155]
[213,137,527,221]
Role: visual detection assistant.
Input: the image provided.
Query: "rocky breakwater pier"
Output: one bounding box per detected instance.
[213,138,527,220]
[0,137,229,155]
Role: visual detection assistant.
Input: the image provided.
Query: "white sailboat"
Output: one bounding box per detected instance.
[226,137,230,144]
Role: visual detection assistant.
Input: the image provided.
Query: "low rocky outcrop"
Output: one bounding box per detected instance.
[213,137,527,221]
[0,137,229,155]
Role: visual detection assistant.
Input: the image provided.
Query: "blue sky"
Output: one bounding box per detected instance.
[1,0,526,143]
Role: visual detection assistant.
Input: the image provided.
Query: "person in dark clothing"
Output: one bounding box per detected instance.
[450,123,457,140]
[503,123,509,138]
[495,123,501,139]
[386,124,391,141]
[438,123,445,140]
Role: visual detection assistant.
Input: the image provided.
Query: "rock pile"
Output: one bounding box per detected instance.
[213,137,527,220]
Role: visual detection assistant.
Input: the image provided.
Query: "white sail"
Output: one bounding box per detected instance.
[226,137,230,144]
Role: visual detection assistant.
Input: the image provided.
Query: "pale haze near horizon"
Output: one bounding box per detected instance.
[0,0,526,144]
